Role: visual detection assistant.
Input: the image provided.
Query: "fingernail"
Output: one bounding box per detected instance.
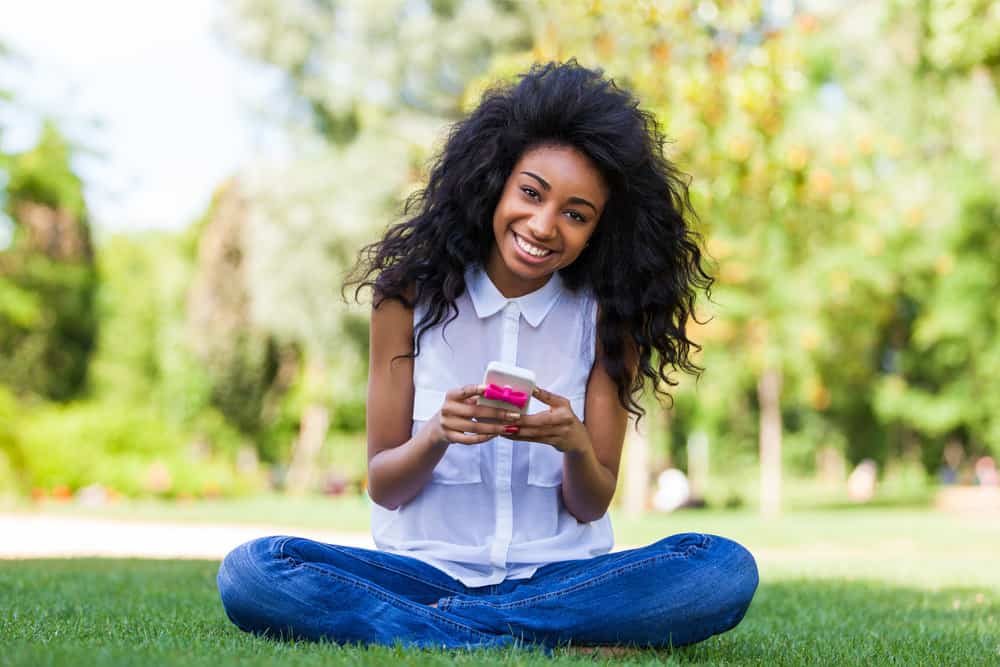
[504,426,519,434]
[506,411,519,421]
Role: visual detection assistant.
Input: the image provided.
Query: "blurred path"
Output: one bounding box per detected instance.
[0,514,646,560]
[0,513,375,560]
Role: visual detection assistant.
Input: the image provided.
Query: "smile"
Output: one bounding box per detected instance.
[513,232,553,258]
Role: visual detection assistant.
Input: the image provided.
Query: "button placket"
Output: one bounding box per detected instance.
[490,300,520,570]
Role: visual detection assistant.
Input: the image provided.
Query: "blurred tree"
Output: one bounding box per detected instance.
[224,0,528,142]
[186,179,285,442]
[920,0,1000,81]
[87,210,238,428]
[877,183,1000,463]
[0,39,9,177]
[0,43,262,498]
[241,129,409,492]
[0,40,33,345]
[856,1,1000,463]
[0,121,98,401]
[77,225,256,496]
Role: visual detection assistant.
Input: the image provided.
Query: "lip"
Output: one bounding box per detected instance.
[511,231,556,265]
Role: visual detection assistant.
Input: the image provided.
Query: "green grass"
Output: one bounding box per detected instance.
[2,500,999,665]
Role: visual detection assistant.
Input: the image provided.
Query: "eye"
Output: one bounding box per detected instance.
[520,186,540,200]
[565,210,587,223]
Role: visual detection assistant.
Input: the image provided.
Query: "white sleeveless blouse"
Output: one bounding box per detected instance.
[370,265,614,586]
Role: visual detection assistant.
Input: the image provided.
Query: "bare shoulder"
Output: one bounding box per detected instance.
[371,284,416,345]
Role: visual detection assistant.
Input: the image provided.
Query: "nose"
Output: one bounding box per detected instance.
[526,210,559,242]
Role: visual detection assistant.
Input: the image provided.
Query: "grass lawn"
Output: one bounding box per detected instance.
[2,499,999,665]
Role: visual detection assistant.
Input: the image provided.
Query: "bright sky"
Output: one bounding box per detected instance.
[0,0,274,239]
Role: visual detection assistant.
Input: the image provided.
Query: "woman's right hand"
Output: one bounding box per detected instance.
[429,384,521,446]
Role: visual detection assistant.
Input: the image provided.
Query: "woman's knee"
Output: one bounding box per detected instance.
[650,532,757,604]
[708,535,759,614]
[218,535,288,590]
[217,535,292,633]
[650,533,758,610]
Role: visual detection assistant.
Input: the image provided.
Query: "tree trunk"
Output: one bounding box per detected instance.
[285,354,330,495]
[758,367,783,517]
[622,414,650,517]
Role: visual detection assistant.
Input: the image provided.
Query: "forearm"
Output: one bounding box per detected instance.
[367,421,449,510]
[560,430,617,523]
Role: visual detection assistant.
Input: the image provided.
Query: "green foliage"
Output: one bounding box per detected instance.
[876,179,1000,457]
[88,228,275,459]
[255,382,301,464]
[86,233,165,400]
[0,252,98,400]
[13,400,261,498]
[0,275,42,327]
[205,334,281,436]
[5,121,86,220]
[0,120,98,402]
[0,385,24,495]
[920,0,1000,74]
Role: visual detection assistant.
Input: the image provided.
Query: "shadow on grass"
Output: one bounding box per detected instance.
[1,559,997,666]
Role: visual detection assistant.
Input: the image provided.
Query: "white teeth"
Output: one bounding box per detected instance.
[515,233,552,257]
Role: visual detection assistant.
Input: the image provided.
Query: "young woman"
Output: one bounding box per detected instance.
[217,60,758,651]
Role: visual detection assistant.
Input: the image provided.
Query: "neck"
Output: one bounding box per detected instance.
[485,249,552,298]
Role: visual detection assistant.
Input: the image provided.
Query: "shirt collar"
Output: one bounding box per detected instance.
[465,265,564,328]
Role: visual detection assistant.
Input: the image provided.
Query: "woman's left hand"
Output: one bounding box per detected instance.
[505,386,591,455]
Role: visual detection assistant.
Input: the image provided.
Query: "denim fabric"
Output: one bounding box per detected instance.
[217,532,758,650]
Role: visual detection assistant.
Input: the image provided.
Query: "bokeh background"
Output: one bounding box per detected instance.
[2,0,999,518]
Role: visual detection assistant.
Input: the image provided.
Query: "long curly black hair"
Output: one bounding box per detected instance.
[347,60,713,419]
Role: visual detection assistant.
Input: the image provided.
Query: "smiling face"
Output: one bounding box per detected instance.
[486,144,609,298]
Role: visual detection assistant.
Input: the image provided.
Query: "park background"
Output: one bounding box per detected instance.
[1,1,999,664]
[3,0,999,514]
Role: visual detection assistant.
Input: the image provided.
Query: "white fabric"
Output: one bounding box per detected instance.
[370,265,614,586]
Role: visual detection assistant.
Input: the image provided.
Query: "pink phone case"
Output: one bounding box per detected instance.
[475,362,536,423]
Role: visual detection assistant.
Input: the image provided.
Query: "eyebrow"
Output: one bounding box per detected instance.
[521,171,598,214]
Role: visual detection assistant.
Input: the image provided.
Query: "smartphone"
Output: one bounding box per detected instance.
[475,361,536,424]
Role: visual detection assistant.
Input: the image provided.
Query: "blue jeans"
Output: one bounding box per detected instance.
[216,532,758,650]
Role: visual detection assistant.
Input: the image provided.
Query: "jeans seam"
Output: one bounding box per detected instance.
[324,545,466,595]
[284,555,499,639]
[551,550,635,584]
[274,536,296,559]
[453,534,713,610]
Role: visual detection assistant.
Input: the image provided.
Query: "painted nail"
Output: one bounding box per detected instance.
[504,425,519,434]
[506,411,520,421]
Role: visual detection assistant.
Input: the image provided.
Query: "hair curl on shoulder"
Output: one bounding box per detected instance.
[346,59,713,420]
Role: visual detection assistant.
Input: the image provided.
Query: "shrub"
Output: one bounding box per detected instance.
[15,399,265,498]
